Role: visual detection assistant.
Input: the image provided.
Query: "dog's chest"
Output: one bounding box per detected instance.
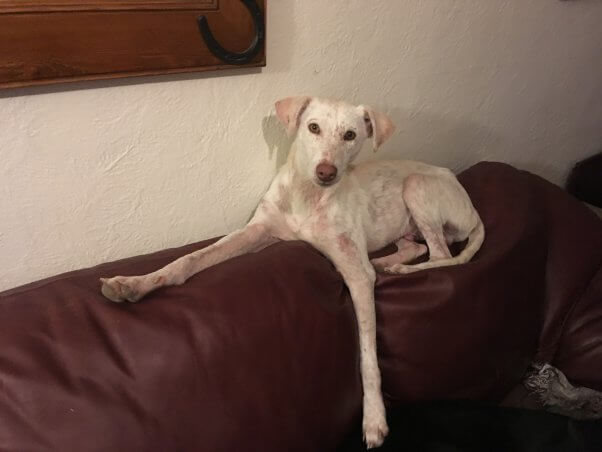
[256,198,319,241]
[284,204,328,239]
[271,191,341,243]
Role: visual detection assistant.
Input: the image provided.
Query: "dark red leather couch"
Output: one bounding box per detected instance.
[1,162,601,452]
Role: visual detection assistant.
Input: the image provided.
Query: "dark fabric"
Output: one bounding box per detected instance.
[566,151,602,208]
[0,162,601,452]
[375,162,602,404]
[555,266,602,392]
[339,401,602,452]
[529,169,602,369]
[376,163,548,403]
[0,241,361,452]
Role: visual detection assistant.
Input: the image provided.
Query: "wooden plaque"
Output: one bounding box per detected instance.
[0,0,265,89]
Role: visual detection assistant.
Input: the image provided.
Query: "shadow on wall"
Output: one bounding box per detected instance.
[262,114,293,170]
[260,106,504,176]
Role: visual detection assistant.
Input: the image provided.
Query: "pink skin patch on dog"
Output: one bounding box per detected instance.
[298,179,323,206]
[337,233,356,259]
[310,209,329,237]
[276,184,292,213]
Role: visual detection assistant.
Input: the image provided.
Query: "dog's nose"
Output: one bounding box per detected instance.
[316,163,338,183]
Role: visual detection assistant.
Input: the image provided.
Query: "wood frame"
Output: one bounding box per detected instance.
[0,0,265,89]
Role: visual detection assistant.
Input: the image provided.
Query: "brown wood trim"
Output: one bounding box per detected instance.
[0,61,264,89]
[0,0,265,90]
[0,0,218,14]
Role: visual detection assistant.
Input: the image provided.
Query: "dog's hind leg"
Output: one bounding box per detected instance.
[370,238,428,271]
[384,173,484,274]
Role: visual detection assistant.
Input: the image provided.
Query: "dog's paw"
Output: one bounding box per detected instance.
[363,412,389,449]
[100,276,143,303]
[383,263,413,274]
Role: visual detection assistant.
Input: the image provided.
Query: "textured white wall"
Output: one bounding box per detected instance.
[1,0,601,291]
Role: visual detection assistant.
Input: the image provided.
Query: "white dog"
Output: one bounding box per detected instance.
[101,97,484,448]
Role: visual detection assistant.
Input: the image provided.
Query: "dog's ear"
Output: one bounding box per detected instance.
[362,106,395,152]
[275,96,311,135]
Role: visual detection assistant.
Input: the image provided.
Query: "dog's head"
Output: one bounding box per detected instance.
[275,96,395,187]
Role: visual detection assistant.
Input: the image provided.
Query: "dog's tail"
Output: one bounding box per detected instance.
[395,216,485,274]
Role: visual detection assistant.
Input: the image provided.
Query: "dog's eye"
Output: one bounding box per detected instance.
[308,123,320,134]
[343,130,356,141]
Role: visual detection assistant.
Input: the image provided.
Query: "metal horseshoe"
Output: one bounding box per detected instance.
[197,0,265,65]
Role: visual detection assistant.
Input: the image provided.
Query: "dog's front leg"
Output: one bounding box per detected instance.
[318,239,388,449]
[101,222,276,302]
